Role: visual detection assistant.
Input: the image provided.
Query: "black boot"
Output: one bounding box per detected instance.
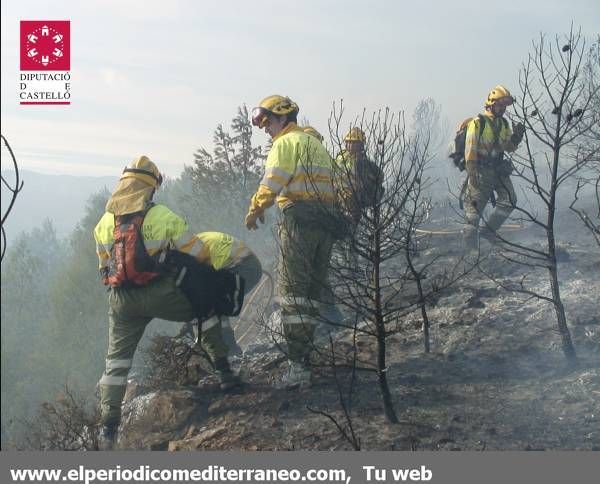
[221,326,243,356]
[98,423,118,450]
[213,358,243,392]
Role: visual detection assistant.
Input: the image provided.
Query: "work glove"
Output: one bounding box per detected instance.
[511,122,525,145]
[245,210,265,230]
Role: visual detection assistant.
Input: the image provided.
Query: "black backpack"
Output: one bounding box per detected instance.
[167,250,245,320]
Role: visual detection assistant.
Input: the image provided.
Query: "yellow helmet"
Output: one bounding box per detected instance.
[344,127,366,143]
[485,85,514,107]
[302,125,324,142]
[251,95,299,128]
[120,155,163,188]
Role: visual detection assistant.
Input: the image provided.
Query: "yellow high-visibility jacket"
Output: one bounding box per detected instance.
[249,122,334,213]
[334,149,358,195]
[334,149,356,170]
[465,112,518,165]
[94,204,209,273]
[196,232,249,270]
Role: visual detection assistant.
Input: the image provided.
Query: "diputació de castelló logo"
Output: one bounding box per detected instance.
[19,20,71,105]
[20,20,70,71]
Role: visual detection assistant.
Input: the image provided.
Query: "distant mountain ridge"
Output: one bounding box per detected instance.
[1,169,118,243]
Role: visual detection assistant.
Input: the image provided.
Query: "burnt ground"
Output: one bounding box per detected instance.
[119,220,600,451]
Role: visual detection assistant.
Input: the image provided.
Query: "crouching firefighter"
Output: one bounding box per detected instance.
[93,156,246,449]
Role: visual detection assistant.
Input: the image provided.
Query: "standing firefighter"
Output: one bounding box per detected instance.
[245,95,335,388]
[94,156,245,449]
[463,85,525,249]
[335,127,384,227]
[196,231,263,355]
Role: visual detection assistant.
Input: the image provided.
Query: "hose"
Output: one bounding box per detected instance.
[414,224,524,236]
[234,271,275,346]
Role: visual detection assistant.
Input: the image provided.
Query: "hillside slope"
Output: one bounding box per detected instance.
[116,231,600,451]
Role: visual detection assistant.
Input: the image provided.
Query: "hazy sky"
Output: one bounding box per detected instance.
[1,0,598,177]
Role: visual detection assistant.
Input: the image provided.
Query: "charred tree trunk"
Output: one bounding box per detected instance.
[418,289,431,354]
[548,262,577,364]
[373,203,399,423]
[546,159,578,363]
[405,242,431,353]
[374,294,398,423]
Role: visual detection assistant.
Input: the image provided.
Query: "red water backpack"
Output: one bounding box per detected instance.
[104,207,164,288]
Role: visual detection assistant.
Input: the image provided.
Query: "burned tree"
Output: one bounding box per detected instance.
[1,135,24,262]
[295,103,469,423]
[411,97,450,156]
[484,27,599,364]
[15,385,100,451]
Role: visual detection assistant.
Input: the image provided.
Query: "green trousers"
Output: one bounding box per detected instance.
[278,209,334,363]
[464,163,517,248]
[99,274,226,426]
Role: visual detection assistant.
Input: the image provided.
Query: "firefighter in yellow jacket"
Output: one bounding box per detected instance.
[334,127,384,226]
[245,95,335,388]
[464,85,525,249]
[94,156,247,448]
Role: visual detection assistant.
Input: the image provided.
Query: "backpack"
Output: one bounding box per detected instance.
[104,205,165,288]
[167,250,245,319]
[449,114,509,171]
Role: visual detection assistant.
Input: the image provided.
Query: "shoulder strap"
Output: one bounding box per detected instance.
[142,202,155,217]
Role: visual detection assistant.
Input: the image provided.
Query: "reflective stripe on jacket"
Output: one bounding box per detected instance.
[250,123,334,212]
[464,113,517,163]
[93,204,209,272]
[196,231,249,270]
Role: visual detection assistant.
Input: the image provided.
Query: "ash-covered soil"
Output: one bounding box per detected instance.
[119,207,600,451]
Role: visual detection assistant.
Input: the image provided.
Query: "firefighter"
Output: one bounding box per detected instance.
[463,85,525,249]
[334,127,384,227]
[245,95,335,388]
[94,156,244,449]
[196,231,263,355]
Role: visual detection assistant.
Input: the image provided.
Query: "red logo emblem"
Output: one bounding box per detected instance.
[20,21,70,71]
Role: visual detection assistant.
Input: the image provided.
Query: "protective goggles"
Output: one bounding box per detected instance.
[251,107,271,128]
[494,96,515,108]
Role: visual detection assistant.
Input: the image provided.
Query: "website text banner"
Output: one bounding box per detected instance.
[2,452,598,484]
